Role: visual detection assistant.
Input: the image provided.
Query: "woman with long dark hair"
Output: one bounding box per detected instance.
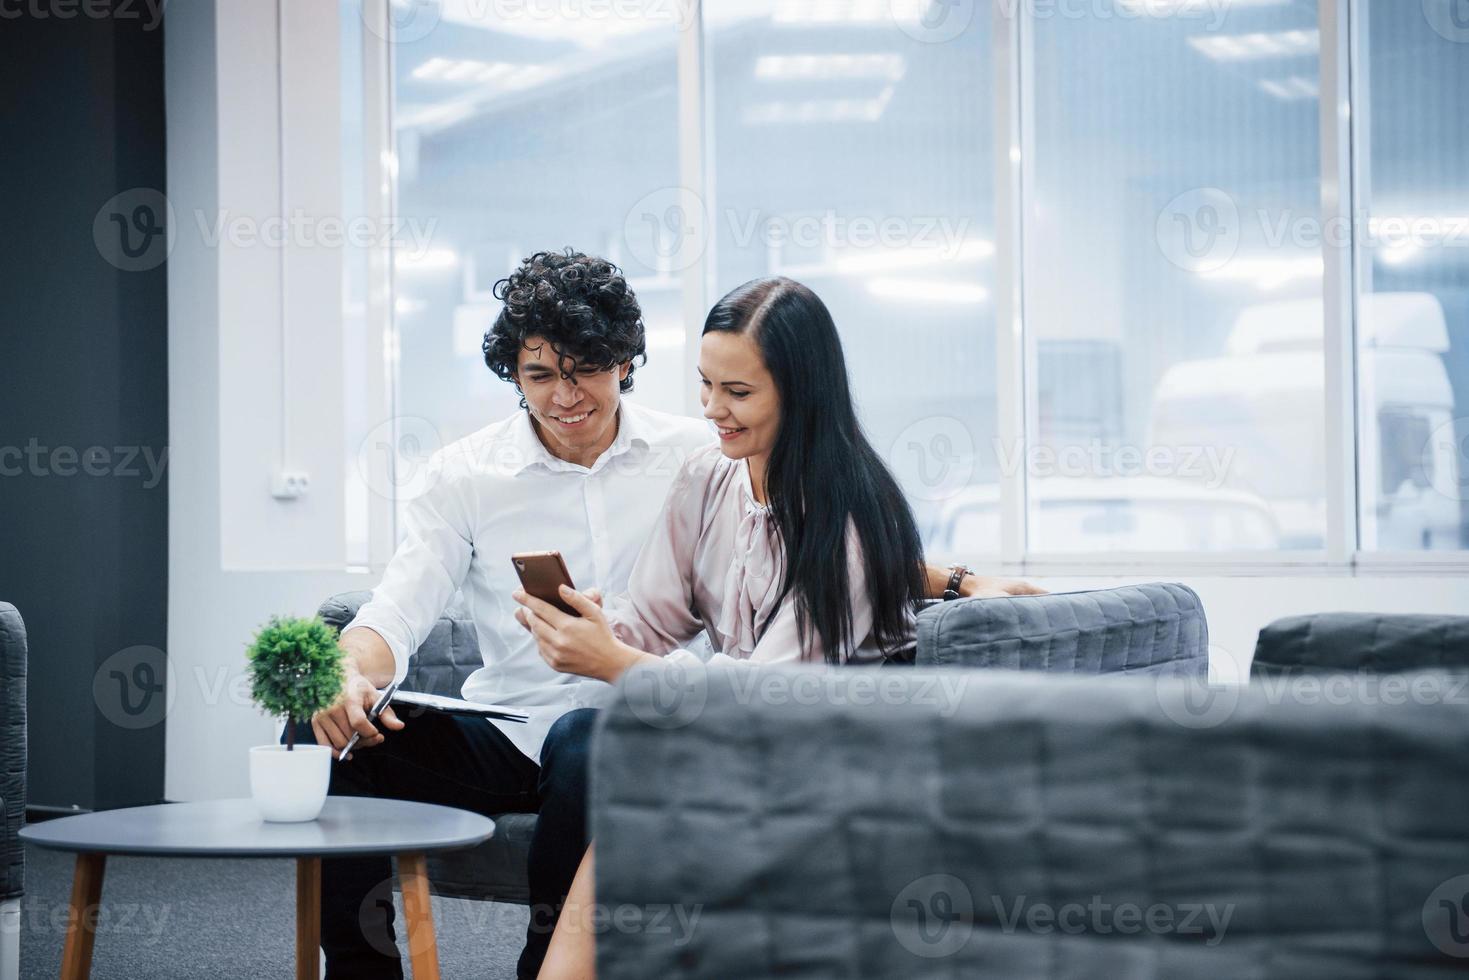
[511,277,931,976]
[516,275,929,673]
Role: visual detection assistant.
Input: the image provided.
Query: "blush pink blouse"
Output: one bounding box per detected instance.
[605,443,906,666]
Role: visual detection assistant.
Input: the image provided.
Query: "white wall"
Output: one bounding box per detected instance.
[166,0,367,801]
[163,0,1469,803]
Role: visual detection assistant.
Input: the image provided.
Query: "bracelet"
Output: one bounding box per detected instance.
[942,565,970,601]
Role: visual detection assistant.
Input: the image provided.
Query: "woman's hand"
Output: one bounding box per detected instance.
[513,585,654,683]
[961,575,1048,599]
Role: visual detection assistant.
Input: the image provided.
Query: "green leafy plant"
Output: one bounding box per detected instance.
[246,616,345,750]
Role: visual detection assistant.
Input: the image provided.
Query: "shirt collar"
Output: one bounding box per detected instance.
[505,403,649,477]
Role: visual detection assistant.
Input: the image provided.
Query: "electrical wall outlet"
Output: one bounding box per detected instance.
[271,470,311,500]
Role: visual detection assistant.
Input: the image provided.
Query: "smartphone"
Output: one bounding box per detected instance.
[511,550,580,616]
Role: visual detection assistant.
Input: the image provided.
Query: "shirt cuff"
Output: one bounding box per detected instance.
[342,611,411,686]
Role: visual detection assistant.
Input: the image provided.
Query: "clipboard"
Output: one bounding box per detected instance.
[390,689,530,723]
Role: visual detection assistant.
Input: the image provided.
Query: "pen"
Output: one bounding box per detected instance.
[339,679,401,762]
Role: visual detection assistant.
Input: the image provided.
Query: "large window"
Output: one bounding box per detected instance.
[1355,1,1469,552]
[390,1,688,448]
[360,0,1468,569]
[704,1,998,562]
[1027,0,1323,553]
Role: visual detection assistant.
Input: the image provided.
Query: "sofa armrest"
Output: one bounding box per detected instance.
[0,603,27,902]
[915,582,1208,676]
[1252,612,1469,676]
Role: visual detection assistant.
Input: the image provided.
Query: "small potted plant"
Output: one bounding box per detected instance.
[245,615,345,822]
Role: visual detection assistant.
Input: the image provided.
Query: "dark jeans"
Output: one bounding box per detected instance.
[285,707,599,980]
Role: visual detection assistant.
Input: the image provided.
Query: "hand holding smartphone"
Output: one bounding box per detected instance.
[511,550,580,616]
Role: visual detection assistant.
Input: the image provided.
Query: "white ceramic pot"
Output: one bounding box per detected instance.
[249,744,332,822]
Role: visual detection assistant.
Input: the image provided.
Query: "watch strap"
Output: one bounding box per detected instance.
[942,565,969,601]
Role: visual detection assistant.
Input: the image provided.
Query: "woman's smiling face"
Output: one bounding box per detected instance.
[699,329,780,463]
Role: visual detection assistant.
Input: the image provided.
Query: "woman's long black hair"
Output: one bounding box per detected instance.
[703,277,927,663]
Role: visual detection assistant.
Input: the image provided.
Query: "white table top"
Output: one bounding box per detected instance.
[19,798,496,858]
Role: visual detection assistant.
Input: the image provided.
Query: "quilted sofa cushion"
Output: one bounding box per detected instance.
[0,602,25,902]
[317,591,482,697]
[1252,613,1469,676]
[917,583,1208,676]
[592,664,1469,978]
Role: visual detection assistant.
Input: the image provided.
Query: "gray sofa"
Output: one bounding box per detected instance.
[319,582,1209,907]
[0,603,26,980]
[917,582,1208,675]
[591,665,1469,977]
[1251,612,1469,676]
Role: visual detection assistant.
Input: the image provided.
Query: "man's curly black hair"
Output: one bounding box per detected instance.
[483,249,647,408]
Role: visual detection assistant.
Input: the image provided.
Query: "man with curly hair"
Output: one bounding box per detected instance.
[295,249,1037,979]
[289,249,711,980]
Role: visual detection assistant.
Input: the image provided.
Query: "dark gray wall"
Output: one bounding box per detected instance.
[0,2,168,810]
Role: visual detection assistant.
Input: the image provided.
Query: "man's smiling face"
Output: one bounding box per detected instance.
[514,335,631,467]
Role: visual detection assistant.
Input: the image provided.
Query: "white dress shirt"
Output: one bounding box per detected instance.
[345,401,713,763]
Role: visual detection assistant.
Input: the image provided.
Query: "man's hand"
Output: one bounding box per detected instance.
[513,586,653,683]
[310,660,404,760]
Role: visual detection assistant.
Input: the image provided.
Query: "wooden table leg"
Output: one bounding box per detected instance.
[296,857,322,980]
[397,852,439,980]
[60,852,106,980]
